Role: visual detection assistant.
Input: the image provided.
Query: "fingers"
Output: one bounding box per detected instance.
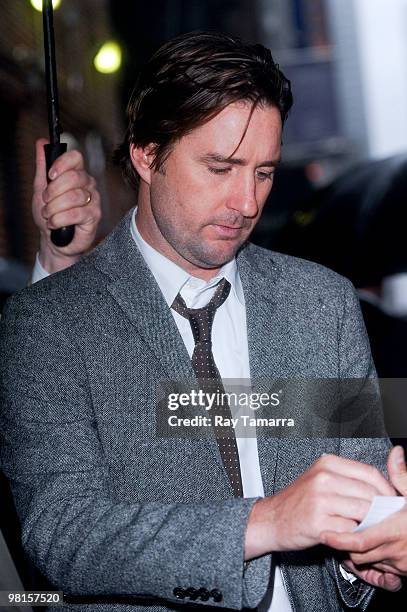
[41,162,100,234]
[343,559,402,591]
[350,543,395,566]
[329,495,372,523]
[46,202,100,232]
[319,472,389,504]
[350,535,407,575]
[383,572,402,590]
[371,561,404,575]
[323,517,358,533]
[321,517,395,552]
[34,138,49,193]
[43,169,92,206]
[43,188,93,226]
[35,140,85,189]
[321,505,407,571]
[320,530,370,552]
[47,149,85,180]
[388,446,407,496]
[364,569,401,591]
[316,454,396,496]
[35,142,92,219]
[33,140,102,267]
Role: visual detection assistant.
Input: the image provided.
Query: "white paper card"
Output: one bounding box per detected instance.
[354,496,406,532]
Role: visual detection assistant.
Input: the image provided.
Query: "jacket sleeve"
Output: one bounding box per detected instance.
[0,290,268,610]
[326,277,392,611]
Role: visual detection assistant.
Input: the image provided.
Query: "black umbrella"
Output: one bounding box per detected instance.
[42,0,75,247]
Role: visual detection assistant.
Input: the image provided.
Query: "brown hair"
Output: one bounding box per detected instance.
[114,31,293,189]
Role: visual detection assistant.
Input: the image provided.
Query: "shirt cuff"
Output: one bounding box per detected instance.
[339,563,358,584]
[31,253,50,284]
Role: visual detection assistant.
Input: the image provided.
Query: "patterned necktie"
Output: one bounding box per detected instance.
[172,278,243,497]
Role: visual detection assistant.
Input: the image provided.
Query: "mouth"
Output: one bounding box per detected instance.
[212,224,244,238]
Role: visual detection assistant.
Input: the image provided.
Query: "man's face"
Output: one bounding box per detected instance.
[136,101,282,279]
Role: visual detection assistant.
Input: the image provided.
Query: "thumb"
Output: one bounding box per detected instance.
[33,138,50,192]
[387,445,407,496]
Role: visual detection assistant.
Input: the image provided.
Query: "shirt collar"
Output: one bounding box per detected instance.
[130,208,244,307]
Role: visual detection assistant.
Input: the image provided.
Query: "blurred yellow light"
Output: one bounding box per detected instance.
[94,41,122,74]
[31,0,62,11]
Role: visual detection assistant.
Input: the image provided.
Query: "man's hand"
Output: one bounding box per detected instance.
[341,558,401,592]
[33,138,102,274]
[321,446,407,581]
[245,454,395,560]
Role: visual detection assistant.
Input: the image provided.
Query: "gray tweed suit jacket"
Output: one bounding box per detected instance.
[0,209,390,612]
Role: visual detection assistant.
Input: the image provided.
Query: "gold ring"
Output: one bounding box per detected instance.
[85,192,92,205]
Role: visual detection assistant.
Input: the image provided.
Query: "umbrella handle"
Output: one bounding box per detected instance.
[44,142,75,247]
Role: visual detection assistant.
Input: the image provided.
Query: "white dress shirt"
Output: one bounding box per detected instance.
[31,253,50,284]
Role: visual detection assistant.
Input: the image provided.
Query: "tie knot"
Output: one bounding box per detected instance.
[172,278,231,344]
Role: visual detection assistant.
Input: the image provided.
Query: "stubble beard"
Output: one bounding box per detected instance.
[154,211,247,270]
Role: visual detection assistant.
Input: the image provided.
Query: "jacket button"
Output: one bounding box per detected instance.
[186,587,199,600]
[210,589,223,603]
[198,588,210,601]
[173,587,186,599]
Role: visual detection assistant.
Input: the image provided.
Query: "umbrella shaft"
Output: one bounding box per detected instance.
[43,0,61,144]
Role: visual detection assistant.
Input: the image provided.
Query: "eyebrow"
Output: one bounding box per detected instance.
[197,153,281,168]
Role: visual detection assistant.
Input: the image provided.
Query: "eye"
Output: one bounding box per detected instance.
[208,167,231,175]
[256,170,274,181]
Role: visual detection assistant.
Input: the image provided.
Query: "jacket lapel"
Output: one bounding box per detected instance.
[237,243,281,380]
[90,209,195,382]
[238,245,337,495]
[237,244,285,496]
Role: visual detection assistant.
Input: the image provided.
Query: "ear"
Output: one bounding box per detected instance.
[130,144,155,185]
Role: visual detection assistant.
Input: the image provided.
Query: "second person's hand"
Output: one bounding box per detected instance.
[32,138,102,274]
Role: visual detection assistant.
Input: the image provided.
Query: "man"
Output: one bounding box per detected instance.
[0,31,402,612]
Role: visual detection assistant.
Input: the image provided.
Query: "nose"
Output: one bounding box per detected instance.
[227,173,259,218]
